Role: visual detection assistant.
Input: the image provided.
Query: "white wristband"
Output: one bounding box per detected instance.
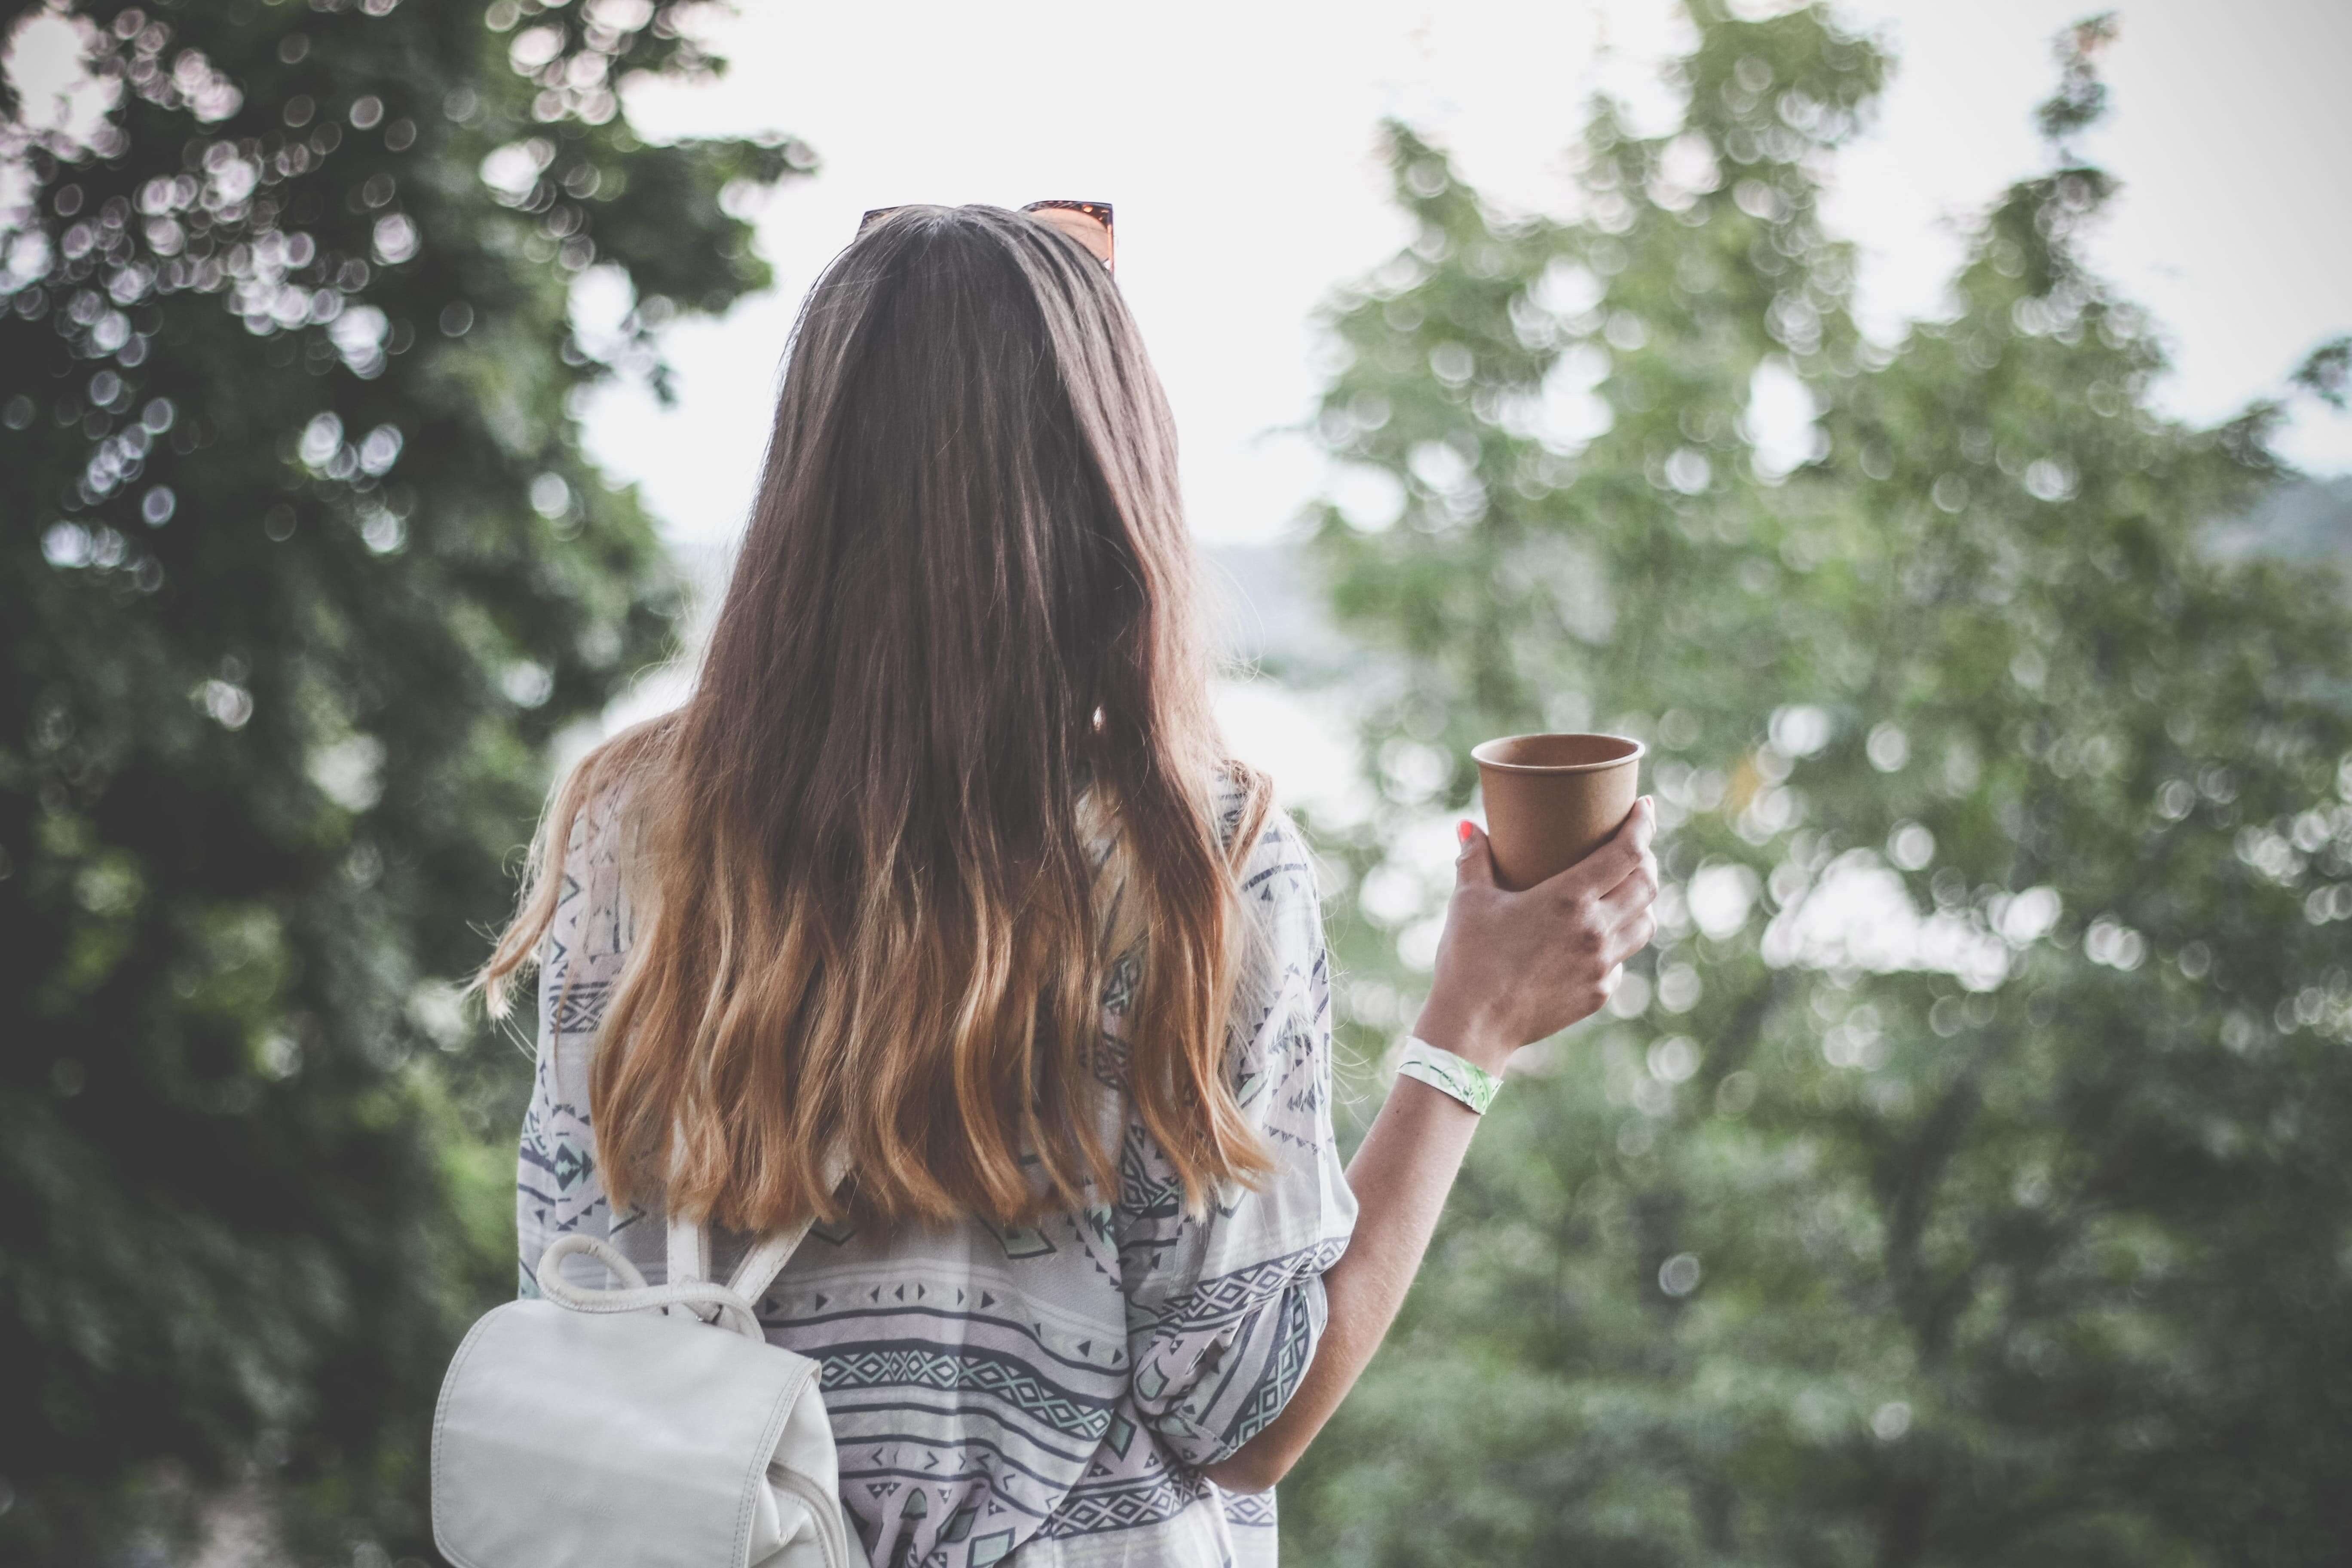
[1396,1036,1503,1115]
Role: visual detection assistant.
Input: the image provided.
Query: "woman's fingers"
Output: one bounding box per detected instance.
[1541,803,1659,998]
[1421,799,1663,1052]
[1453,821,1498,888]
[1552,798,1656,909]
[1609,908,1658,968]
[1596,848,1660,924]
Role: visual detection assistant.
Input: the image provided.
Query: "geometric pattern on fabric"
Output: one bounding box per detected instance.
[1034,1467,1212,1539]
[513,772,1356,1568]
[819,1346,1116,1442]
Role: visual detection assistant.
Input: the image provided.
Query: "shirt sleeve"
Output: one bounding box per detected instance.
[1113,802,1359,1469]
[514,787,632,1298]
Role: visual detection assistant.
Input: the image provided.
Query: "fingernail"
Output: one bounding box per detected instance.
[1458,820,1476,845]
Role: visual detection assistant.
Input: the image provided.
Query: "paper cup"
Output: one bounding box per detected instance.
[1471,732,1646,891]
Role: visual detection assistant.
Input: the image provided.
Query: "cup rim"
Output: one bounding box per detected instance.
[1470,731,1648,775]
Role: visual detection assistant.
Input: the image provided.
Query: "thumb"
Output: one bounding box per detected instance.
[1455,820,1498,888]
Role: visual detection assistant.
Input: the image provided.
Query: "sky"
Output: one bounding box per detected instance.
[12,0,2342,952]
[579,0,2352,554]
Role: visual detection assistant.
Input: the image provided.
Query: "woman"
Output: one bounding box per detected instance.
[472,202,1657,1568]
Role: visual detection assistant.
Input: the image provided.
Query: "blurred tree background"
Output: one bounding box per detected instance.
[0,0,808,1559]
[7,0,2350,1563]
[1281,4,2352,1564]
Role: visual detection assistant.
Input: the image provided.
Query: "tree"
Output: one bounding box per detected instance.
[0,0,809,1557]
[1282,5,2352,1562]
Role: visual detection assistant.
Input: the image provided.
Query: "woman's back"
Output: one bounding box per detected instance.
[485,197,1658,1568]
[518,771,1356,1568]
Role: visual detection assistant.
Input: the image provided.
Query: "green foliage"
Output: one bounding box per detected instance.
[0,0,808,1557]
[2291,335,2350,411]
[2033,11,2119,151]
[1283,4,2352,1563]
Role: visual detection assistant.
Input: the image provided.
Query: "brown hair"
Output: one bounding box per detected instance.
[470,204,1272,1231]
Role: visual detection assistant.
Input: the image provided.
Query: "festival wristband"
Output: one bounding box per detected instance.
[1396,1035,1503,1115]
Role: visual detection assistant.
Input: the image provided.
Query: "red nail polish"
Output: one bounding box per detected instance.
[1457,820,1475,845]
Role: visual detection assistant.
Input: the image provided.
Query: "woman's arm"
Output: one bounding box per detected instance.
[1200,799,1659,1493]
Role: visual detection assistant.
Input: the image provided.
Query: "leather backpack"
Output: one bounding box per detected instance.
[432,1161,857,1568]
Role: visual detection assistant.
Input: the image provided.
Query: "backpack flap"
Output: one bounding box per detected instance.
[432,1294,845,1568]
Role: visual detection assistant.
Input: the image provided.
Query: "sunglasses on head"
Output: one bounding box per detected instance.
[858,200,1115,273]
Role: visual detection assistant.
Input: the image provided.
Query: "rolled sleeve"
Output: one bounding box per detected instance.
[1115,806,1357,1468]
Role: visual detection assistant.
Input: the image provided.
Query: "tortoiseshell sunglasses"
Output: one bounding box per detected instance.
[858,200,1115,273]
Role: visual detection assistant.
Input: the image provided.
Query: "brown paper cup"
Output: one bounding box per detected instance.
[1471,732,1646,892]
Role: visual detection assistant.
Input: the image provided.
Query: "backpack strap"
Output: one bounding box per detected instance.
[666,1206,709,1297]
[535,1234,767,1343]
[663,1143,852,1324]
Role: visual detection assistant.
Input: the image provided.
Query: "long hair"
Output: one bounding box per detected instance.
[471,205,1273,1232]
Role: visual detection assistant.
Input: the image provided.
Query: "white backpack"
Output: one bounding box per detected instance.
[431,1170,858,1568]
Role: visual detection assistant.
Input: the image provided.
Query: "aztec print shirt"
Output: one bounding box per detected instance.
[515,776,1358,1568]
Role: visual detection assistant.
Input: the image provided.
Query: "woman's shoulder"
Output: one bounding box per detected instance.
[1206,760,1274,849]
[1208,764,1323,953]
[556,771,622,860]
[545,713,676,903]
[544,764,646,975]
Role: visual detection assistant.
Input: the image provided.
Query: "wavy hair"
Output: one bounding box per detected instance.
[471,205,1272,1231]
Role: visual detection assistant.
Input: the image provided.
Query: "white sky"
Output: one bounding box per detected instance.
[584,0,2352,552]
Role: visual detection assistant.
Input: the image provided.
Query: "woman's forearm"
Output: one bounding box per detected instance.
[1204,808,1665,1495]
[1198,1072,1485,1494]
[1198,807,1659,1495]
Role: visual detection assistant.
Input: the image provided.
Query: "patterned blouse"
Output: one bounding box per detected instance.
[514,775,1357,1568]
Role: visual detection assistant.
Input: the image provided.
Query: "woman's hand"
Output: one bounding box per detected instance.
[1409,798,1660,1075]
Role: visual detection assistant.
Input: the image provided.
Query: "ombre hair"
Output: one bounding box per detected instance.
[472,205,1273,1232]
